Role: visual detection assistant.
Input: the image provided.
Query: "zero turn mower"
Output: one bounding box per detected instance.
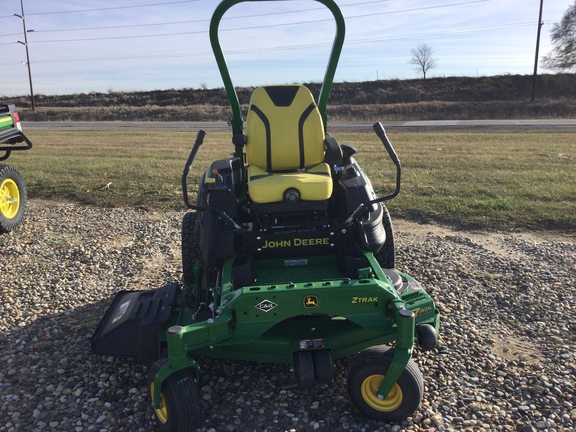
[92,1,440,430]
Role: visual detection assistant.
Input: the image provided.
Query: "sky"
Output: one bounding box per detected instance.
[1,0,573,96]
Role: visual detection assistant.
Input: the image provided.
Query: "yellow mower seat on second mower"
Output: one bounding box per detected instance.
[245,85,333,204]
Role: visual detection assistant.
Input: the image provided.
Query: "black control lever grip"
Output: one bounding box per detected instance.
[182,130,207,210]
[373,122,399,165]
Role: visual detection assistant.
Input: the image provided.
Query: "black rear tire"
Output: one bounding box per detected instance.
[181,212,201,286]
[417,323,438,351]
[0,165,27,234]
[374,204,395,269]
[313,350,334,384]
[294,351,315,386]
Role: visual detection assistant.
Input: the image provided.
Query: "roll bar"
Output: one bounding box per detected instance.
[209,0,346,156]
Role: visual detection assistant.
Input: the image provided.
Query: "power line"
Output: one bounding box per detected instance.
[30,30,204,43]
[1,21,532,67]
[26,0,491,44]
[346,21,535,44]
[24,19,205,34]
[26,0,390,18]
[21,0,394,34]
[0,0,407,42]
[26,0,202,16]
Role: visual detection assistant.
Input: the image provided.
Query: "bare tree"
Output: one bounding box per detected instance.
[541,1,576,71]
[409,43,438,79]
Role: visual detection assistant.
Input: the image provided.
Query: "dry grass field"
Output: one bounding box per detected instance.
[9,129,576,232]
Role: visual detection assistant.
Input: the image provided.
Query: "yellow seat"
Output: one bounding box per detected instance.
[245,85,333,204]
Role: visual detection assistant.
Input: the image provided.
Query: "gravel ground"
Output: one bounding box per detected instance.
[1,201,575,432]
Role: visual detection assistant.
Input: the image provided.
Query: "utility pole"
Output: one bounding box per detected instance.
[14,0,35,110]
[531,0,544,102]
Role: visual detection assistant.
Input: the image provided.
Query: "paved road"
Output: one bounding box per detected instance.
[22,119,576,133]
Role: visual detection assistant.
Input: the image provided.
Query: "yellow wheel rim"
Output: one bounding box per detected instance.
[361,374,403,412]
[150,382,169,424]
[0,178,20,219]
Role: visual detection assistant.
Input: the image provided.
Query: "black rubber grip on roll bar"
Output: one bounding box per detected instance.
[373,122,399,165]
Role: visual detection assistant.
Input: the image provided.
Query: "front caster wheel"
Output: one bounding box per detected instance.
[148,359,203,432]
[347,346,424,422]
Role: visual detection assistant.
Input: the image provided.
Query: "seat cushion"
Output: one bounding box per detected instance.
[245,85,325,171]
[248,163,333,204]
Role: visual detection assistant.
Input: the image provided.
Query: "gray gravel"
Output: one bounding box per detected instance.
[1,201,575,432]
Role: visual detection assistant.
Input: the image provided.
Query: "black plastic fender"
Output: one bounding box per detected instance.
[91,283,177,363]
